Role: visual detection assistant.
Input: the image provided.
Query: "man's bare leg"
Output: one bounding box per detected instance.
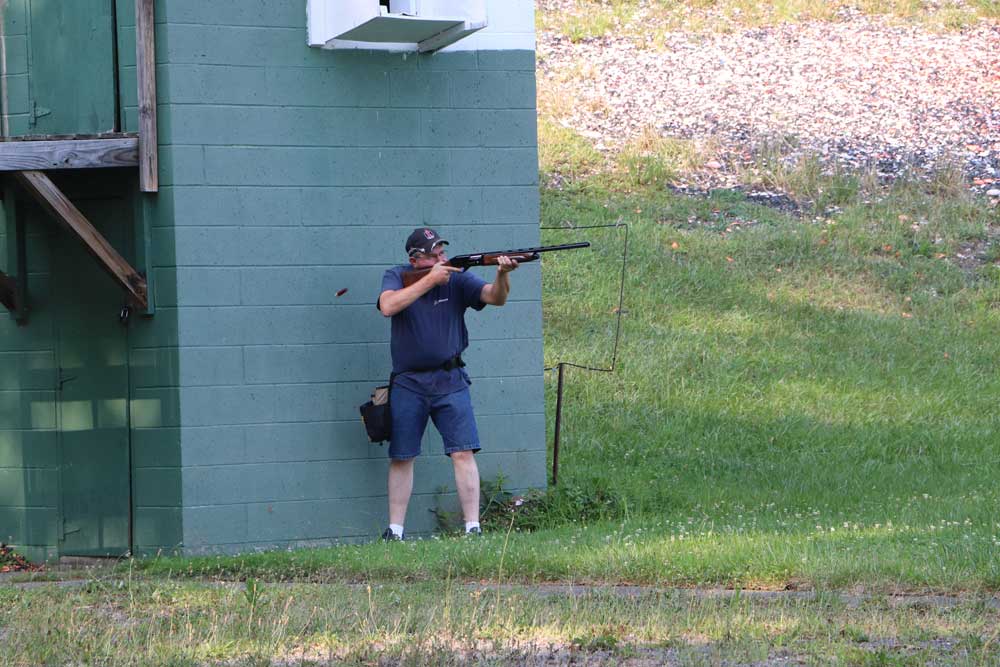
[450,451,480,523]
[388,459,415,526]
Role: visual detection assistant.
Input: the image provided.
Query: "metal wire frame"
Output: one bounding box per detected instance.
[540,222,629,484]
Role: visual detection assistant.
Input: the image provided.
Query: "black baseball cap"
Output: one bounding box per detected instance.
[405,227,449,257]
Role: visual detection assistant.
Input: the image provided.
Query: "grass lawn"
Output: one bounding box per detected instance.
[4,578,1000,665]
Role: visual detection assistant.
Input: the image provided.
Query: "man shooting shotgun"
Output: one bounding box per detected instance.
[375,228,588,540]
[401,242,590,288]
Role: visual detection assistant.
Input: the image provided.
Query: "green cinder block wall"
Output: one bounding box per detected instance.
[158,1,544,553]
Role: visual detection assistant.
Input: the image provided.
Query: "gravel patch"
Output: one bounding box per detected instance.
[538,9,1000,194]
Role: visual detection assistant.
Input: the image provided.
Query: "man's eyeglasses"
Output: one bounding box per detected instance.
[411,248,447,260]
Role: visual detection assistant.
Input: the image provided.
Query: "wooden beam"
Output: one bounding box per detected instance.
[14,170,147,309]
[0,132,137,141]
[135,0,159,192]
[133,184,155,316]
[0,269,17,313]
[0,138,138,171]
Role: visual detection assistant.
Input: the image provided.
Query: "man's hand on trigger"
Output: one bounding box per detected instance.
[496,255,519,275]
[426,262,462,287]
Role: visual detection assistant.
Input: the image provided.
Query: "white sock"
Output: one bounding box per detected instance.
[389,523,404,537]
[465,521,480,533]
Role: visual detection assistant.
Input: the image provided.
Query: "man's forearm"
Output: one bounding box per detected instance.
[379,277,435,316]
[487,270,511,306]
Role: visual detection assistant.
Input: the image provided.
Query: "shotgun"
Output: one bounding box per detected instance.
[401,242,590,288]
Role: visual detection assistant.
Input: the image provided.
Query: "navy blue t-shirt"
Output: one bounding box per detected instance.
[379,265,487,396]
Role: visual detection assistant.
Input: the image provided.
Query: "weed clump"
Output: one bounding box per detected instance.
[480,475,627,533]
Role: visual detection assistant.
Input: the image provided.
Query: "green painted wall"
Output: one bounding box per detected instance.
[2,0,543,558]
[0,174,181,562]
[0,200,59,563]
[0,2,180,561]
[155,2,544,553]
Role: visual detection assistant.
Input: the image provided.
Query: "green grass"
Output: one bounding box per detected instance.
[4,579,1000,665]
[537,0,1000,39]
[113,161,1000,594]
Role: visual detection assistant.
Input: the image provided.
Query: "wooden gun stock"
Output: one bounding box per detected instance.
[401,252,539,288]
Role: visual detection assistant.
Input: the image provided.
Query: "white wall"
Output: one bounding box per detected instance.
[442,0,535,52]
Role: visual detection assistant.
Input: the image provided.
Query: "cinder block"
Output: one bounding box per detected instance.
[449,71,526,109]
[244,421,371,464]
[467,375,544,416]
[133,467,182,507]
[465,299,542,341]
[464,337,543,377]
[179,346,245,386]
[244,344,370,384]
[247,497,384,542]
[171,186,303,227]
[481,186,539,222]
[132,345,240,390]
[180,425,246,466]
[130,387,182,428]
[477,49,535,71]
[423,109,536,147]
[131,427,183,467]
[158,146,205,186]
[203,147,452,187]
[428,221,539,251]
[162,24,334,68]
[240,266,383,306]
[161,2,303,27]
[166,65,388,107]
[179,382,369,426]
[183,504,248,546]
[389,70,451,107]
[168,106,421,147]
[183,459,385,505]
[300,186,482,227]
[417,50,478,71]
[473,413,546,453]
[155,267,240,307]
[449,148,537,185]
[133,507,183,552]
[129,308,179,348]
[175,305,386,347]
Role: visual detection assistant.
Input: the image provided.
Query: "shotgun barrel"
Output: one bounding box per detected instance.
[401,242,590,288]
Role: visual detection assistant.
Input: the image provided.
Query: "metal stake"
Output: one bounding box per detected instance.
[552,362,565,485]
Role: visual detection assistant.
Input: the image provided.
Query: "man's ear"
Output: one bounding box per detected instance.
[408,256,418,267]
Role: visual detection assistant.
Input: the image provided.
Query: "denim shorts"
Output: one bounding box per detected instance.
[388,384,481,460]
